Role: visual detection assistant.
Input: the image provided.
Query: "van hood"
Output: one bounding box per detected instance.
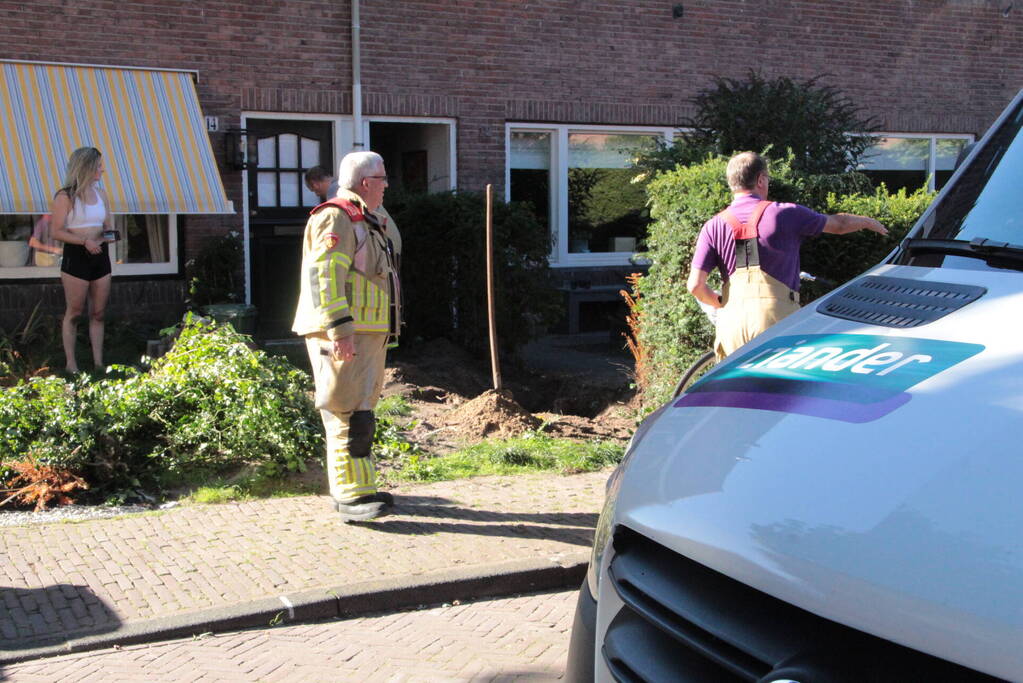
[617,264,1023,680]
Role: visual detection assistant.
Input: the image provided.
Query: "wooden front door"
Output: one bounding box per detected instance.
[246,119,333,337]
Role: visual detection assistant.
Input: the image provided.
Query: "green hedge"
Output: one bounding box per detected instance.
[0,318,321,499]
[636,154,934,408]
[385,191,561,356]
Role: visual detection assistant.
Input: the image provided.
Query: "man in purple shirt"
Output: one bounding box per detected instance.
[687,152,888,360]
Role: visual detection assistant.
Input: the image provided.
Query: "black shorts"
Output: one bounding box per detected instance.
[61,242,111,281]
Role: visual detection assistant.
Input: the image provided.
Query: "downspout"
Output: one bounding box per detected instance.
[351,0,363,149]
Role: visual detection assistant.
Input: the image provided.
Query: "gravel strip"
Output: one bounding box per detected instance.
[0,503,153,527]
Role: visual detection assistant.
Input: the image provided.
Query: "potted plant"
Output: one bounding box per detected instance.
[0,216,31,267]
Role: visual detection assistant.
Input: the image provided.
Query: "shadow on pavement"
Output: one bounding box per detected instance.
[363,495,598,545]
[0,584,120,664]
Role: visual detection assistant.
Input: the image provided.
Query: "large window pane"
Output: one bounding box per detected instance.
[567,133,656,254]
[113,215,170,264]
[509,131,551,232]
[257,172,277,207]
[257,137,276,169]
[935,138,968,190]
[280,172,300,207]
[859,137,929,192]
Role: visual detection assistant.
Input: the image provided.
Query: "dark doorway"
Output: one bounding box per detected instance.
[246,118,333,337]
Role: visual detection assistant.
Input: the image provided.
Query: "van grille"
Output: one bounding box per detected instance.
[602,527,1001,682]
[816,275,985,328]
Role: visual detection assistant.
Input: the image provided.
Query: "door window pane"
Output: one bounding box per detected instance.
[280,172,300,207]
[567,133,656,254]
[257,137,276,169]
[509,131,551,233]
[278,134,299,168]
[301,138,321,169]
[257,172,277,207]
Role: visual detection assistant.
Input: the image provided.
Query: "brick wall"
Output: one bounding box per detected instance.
[0,279,186,332]
[3,0,1022,290]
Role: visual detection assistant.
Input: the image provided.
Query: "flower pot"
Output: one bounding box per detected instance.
[0,240,30,267]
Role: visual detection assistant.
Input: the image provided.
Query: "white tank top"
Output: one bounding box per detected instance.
[66,193,105,230]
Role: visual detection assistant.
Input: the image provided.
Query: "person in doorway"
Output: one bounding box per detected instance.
[293,151,402,522]
[687,151,888,360]
[49,146,116,374]
[304,165,339,204]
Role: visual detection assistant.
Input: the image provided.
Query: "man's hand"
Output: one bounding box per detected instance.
[332,336,356,362]
[863,217,889,237]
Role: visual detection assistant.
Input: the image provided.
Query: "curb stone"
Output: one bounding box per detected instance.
[0,554,588,665]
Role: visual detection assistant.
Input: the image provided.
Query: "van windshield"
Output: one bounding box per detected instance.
[904,95,1023,270]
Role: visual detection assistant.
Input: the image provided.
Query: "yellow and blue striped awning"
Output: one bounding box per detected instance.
[0,60,232,214]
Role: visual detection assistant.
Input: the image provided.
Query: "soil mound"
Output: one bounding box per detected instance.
[446,389,541,440]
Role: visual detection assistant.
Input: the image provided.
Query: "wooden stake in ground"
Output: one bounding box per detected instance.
[485,184,502,390]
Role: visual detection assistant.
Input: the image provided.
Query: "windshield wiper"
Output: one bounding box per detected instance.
[901,237,1023,271]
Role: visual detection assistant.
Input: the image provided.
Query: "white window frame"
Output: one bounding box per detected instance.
[506,123,675,267]
[0,213,179,279]
[856,132,975,192]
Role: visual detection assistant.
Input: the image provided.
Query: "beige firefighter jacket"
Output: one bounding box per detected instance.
[292,190,402,342]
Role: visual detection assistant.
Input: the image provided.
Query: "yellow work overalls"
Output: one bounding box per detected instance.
[714,200,801,361]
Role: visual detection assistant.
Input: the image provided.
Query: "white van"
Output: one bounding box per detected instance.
[566,89,1023,683]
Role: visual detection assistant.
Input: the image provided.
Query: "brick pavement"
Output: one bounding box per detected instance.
[0,471,606,660]
[1,588,577,682]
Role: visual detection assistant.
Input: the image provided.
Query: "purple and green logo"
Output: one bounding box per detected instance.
[674,334,984,423]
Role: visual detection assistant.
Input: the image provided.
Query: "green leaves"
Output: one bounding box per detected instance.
[0,318,321,500]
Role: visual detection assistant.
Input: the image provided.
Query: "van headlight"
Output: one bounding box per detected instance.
[586,466,623,597]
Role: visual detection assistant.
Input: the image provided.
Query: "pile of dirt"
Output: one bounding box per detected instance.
[445,389,541,440]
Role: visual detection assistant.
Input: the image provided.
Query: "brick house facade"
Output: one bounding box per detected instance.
[1,0,1021,334]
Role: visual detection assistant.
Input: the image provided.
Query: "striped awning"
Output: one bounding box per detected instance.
[0,61,232,214]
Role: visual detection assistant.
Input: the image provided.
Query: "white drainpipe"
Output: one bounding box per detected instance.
[352,0,363,149]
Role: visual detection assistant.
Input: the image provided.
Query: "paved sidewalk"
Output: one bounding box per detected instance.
[0,471,607,664]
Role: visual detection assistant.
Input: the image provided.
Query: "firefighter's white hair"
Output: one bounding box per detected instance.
[338,152,384,191]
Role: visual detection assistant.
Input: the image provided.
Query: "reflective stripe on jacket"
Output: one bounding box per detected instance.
[292,191,400,341]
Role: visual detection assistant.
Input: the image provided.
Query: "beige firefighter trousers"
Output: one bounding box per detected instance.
[305,334,388,503]
[714,265,800,361]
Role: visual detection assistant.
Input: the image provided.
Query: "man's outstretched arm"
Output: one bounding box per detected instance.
[823,213,889,236]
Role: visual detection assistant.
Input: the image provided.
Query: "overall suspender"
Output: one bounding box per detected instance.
[717,200,772,269]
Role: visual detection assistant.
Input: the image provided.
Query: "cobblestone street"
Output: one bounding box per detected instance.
[1,589,577,682]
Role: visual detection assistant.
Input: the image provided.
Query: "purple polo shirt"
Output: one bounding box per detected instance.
[692,194,827,291]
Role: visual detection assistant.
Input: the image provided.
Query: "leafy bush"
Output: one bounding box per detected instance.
[635,153,934,408]
[0,318,321,500]
[385,191,561,356]
[186,231,244,308]
[635,71,879,177]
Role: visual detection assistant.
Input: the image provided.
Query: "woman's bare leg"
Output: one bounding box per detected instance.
[87,274,111,368]
[61,272,90,373]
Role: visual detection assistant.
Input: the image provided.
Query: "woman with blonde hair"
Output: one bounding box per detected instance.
[49,146,116,373]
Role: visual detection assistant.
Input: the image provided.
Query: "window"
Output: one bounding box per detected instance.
[256,132,323,208]
[858,134,973,193]
[507,124,673,266]
[0,213,178,279]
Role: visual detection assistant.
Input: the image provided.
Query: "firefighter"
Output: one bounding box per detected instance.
[293,151,401,522]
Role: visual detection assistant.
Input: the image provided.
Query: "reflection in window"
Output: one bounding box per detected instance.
[567,134,656,254]
[509,131,552,234]
[859,136,969,192]
[0,213,176,275]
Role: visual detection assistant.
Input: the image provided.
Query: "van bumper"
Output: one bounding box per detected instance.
[564,578,598,683]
